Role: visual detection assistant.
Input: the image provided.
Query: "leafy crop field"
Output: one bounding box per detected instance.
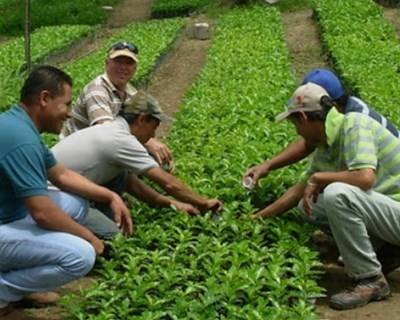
[65,6,323,320]
[0,25,92,109]
[2,0,400,319]
[315,0,400,124]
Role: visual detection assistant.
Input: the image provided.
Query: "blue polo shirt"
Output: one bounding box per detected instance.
[345,96,400,138]
[0,105,57,224]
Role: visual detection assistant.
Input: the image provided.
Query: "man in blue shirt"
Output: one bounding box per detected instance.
[0,66,132,315]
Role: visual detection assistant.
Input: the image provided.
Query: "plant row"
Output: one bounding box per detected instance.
[151,0,210,19]
[314,0,400,124]
[65,6,322,319]
[0,25,92,110]
[0,0,121,36]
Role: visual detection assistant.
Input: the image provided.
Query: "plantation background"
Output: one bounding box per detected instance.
[1,0,400,319]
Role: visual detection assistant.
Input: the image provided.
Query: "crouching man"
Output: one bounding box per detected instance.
[252,83,400,310]
[0,66,132,316]
[52,91,223,239]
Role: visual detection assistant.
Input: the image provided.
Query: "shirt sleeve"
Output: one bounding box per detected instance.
[1,145,50,199]
[112,134,159,175]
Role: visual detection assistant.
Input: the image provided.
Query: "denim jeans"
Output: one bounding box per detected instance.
[82,172,129,239]
[298,182,400,279]
[0,190,96,302]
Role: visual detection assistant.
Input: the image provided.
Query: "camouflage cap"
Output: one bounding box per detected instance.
[123,91,173,122]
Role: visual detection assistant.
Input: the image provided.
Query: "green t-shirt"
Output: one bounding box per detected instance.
[0,105,56,224]
[306,107,400,201]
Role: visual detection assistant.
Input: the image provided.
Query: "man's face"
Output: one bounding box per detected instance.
[137,116,160,145]
[106,56,137,89]
[289,113,321,147]
[40,84,72,134]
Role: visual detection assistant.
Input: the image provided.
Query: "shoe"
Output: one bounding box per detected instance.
[15,291,60,308]
[329,273,390,310]
[0,300,11,316]
[377,242,400,275]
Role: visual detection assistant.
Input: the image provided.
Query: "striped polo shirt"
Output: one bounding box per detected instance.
[61,73,137,137]
[306,107,400,201]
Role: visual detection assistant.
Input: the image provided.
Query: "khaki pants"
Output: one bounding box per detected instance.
[298,182,400,279]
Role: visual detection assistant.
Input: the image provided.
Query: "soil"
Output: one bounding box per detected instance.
[2,1,400,320]
[145,17,213,139]
[281,9,327,82]
[383,8,400,35]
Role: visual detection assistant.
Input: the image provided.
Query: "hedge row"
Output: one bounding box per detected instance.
[65,6,322,319]
[0,0,120,36]
[314,0,400,124]
[151,0,209,18]
[0,25,92,110]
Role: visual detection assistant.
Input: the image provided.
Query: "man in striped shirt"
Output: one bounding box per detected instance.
[257,83,400,310]
[244,68,399,186]
[61,41,174,168]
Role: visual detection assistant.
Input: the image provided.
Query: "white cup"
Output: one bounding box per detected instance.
[242,176,254,189]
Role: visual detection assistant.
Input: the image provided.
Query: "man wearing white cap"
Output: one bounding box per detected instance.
[251,82,400,310]
[61,41,174,167]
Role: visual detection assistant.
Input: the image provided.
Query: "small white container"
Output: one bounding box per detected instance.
[242,176,254,190]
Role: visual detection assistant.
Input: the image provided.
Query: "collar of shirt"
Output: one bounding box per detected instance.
[325,107,344,147]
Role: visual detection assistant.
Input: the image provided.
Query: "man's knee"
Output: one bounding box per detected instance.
[61,241,95,278]
[324,182,354,206]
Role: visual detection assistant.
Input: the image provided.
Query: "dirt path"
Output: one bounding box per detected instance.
[146,18,213,139]
[384,7,400,36]
[281,9,327,83]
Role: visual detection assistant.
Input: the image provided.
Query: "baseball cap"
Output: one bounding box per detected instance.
[275,83,330,121]
[302,68,344,100]
[108,41,139,63]
[123,91,173,122]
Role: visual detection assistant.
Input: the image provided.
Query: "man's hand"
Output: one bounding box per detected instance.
[145,138,174,171]
[199,199,223,213]
[109,193,134,236]
[89,236,104,256]
[303,181,322,216]
[243,163,270,187]
[170,200,200,215]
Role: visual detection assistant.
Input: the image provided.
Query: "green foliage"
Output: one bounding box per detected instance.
[0,0,120,36]
[151,0,210,18]
[0,25,92,111]
[314,0,400,125]
[64,6,323,319]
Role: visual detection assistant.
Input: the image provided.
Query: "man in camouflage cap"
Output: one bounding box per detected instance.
[52,91,223,238]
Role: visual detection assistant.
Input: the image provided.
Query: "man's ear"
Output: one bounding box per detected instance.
[38,90,50,108]
[298,110,308,122]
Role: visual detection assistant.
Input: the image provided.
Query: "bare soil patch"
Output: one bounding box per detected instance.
[146,18,213,139]
[281,9,327,83]
[384,7,400,36]
[106,0,152,27]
